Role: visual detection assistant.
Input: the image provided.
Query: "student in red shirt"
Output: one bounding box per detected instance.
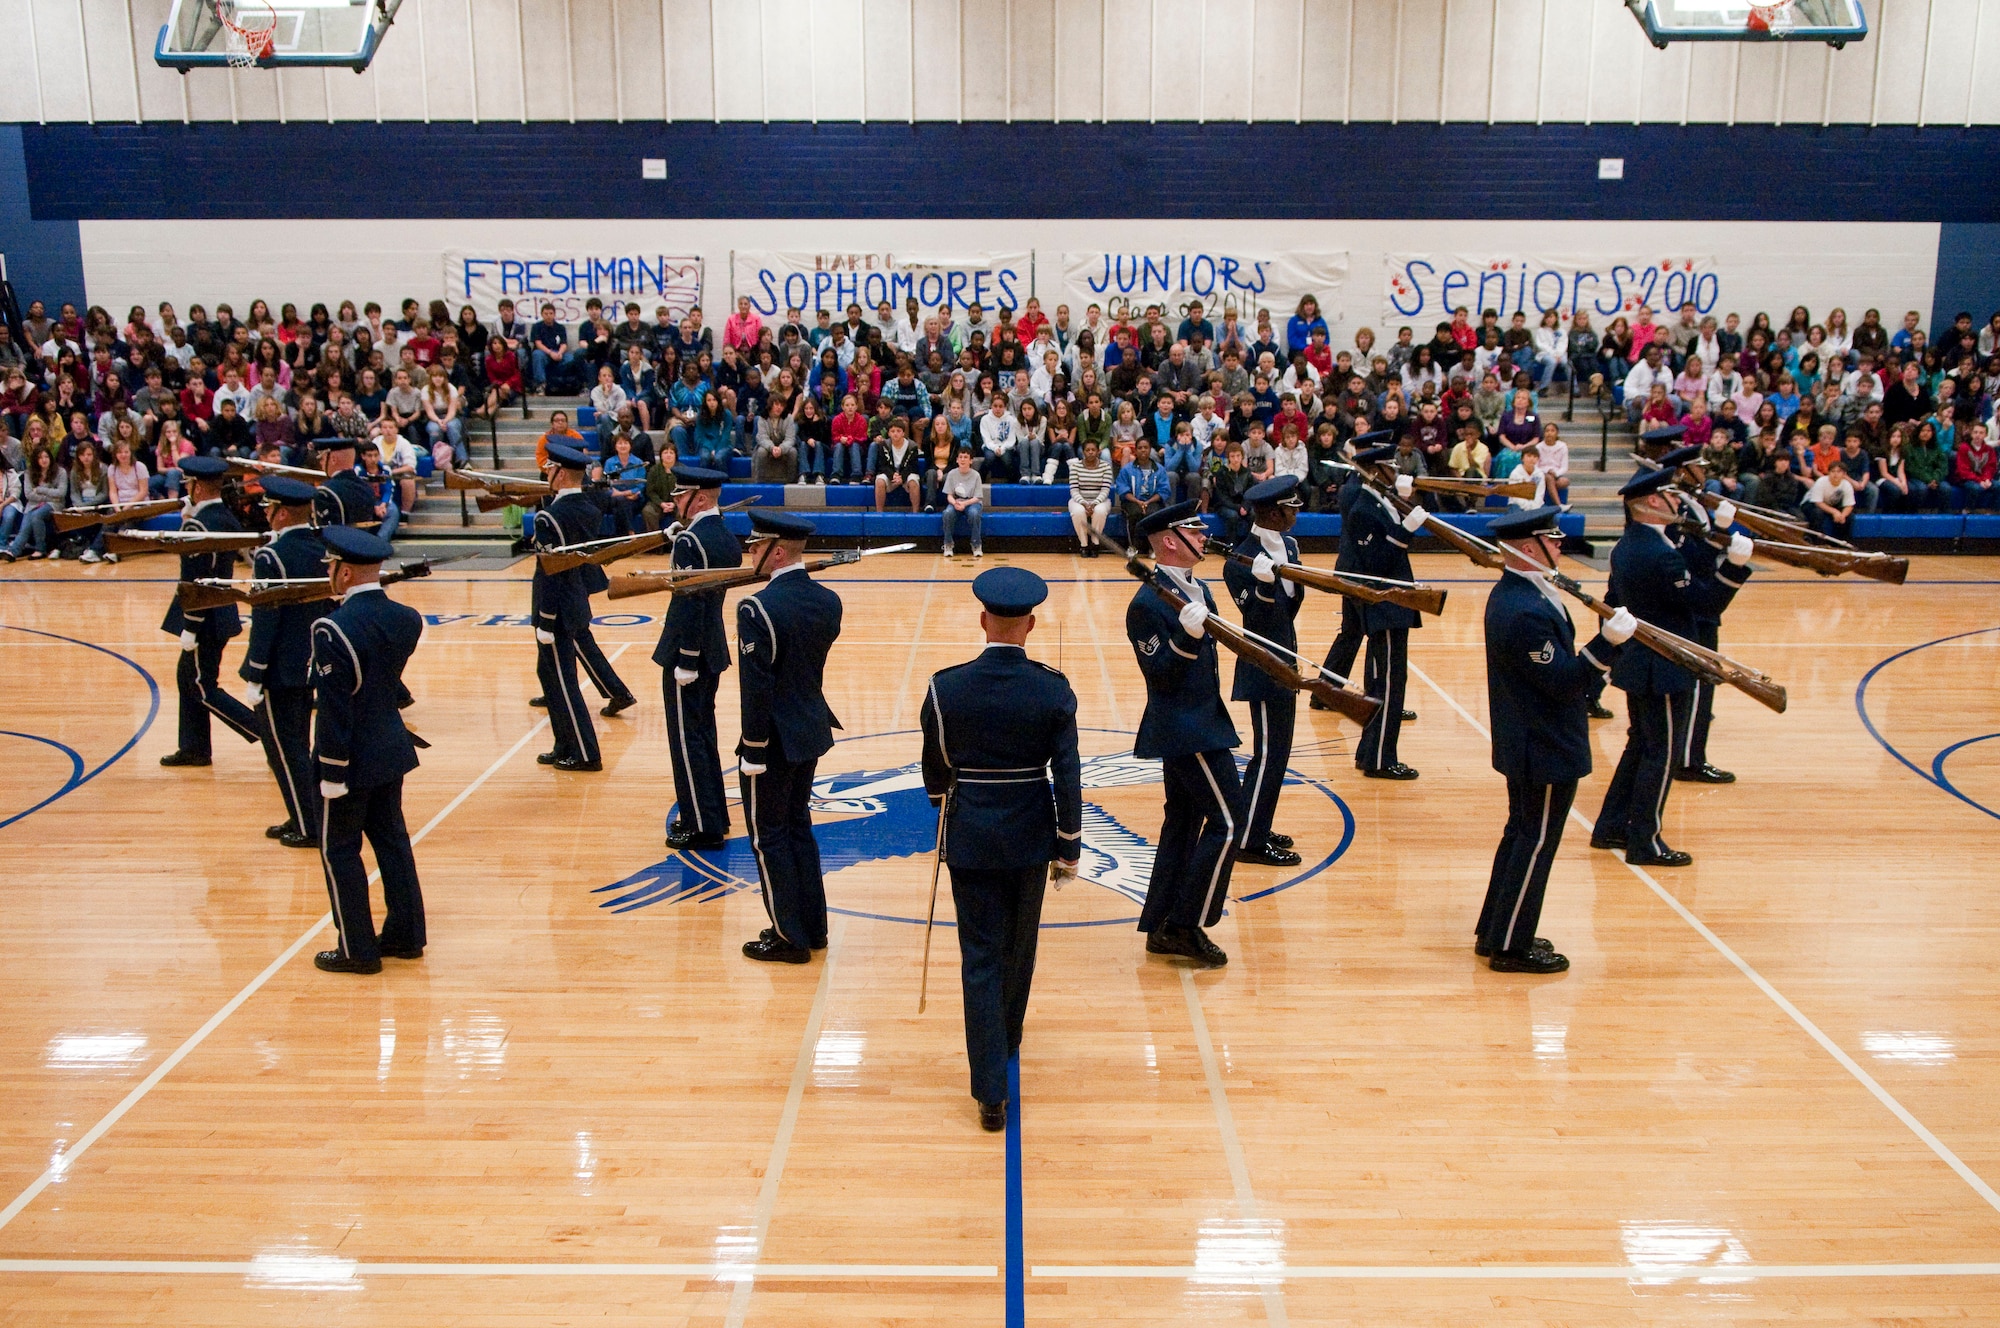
[1450,306,1478,351]
[406,320,442,368]
[831,392,870,485]
[180,367,215,442]
[1015,296,1049,342]
[1954,420,1999,510]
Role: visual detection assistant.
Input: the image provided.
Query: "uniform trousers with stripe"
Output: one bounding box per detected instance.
[537,633,600,763]
[1238,694,1295,849]
[1355,627,1409,771]
[319,776,426,963]
[576,625,635,704]
[258,685,320,837]
[949,864,1047,1106]
[1674,620,1720,774]
[1476,778,1577,956]
[664,669,727,838]
[742,755,828,949]
[1139,749,1244,933]
[1322,596,1364,680]
[177,636,260,758]
[1597,688,1693,857]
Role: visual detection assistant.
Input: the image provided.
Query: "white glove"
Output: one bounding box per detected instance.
[1603,607,1638,646]
[738,760,767,777]
[244,682,264,706]
[674,667,698,686]
[180,630,198,651]
[319,780,347,800]
[1394,474,1415,498]
[1726,532,1754,566]
[1178,601,1209,637]
[1712,499,1737,529]
[535,627,556,645]
[1400,504,1429,533]
[1251,552,1276,583]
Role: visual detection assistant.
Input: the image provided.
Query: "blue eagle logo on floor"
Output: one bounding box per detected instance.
[594,750,1181,916]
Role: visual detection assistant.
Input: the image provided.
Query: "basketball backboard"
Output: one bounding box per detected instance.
[155,0,405,71]
[1625,0,1869,47]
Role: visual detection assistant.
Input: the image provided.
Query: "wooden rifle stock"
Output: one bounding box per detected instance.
[176,557,454,611]
[1124,557,1381,726]
[1685,487,1886,562]
[53,498,183,533]
[1220,549,1449,616]
[608,548,862,601]
[1365,480,1509,569]
[1412,474,1540,501]
[536,498,760,574]
[1677,515,1909,585]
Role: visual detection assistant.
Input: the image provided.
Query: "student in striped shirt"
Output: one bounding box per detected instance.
[1067,438,1115,557]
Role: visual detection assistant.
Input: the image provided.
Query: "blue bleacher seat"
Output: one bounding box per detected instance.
[577,407,597,428]
[1957,514,2000,539]
[138,513,183,531]
[1853,514,1964,539]
[987,484,1071,508]
[728,457,752,479]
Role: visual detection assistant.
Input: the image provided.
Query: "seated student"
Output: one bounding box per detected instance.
[1756,447,1808,515]
[598,431,649,534]
[536,410,587,470]
[976,391,1019,483]
[1803,459,1857,535]
[1954,420,1999,510]
[1737,428,1790,505]
[1442,422,1492,509]
[357,432,401,541]
[383,427,421,515]
[1207,440,1256,544]
[796,396,834,484]
[1,441,64,560]
[1115,435,1172,530]
[640,439,679,532]
[871,416,924,513]
[1505,443,1548,509]
[590,364,630,456]
[423,365,466,469]
[753,394,799,483]
[1902,419,1951,511]
[1067,437,1115,556]
[1835,429,1879,512]
[939,447,984,558]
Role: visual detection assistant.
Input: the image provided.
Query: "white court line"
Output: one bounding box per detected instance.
[723,915,847,1323]
[1033,1262,2000,1281]
[885,569,941,729]
[0,1259,994,1279]
[0,714,553,1236]
[1406,660,2000,1217]
[1077,575,1129,732]
[1182,971,1290,1323]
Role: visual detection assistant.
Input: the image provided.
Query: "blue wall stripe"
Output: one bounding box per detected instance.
[1931,223,2000,332]
[0,124,86,308]
[18,122,2000,222]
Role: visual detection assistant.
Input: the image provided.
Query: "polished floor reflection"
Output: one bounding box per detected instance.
[1,551,1998,1324]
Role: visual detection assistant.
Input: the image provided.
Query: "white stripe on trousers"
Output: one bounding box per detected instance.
[1680,680,1709,767]
[263,692,305,832]
[548,640,587,757]
[1652,697,1675,856]
[744,772,790,946]
[1195,751,1237,924]
[673,677,703,834]
[1500,785,1555,953]
[1240,703,1269,850]
[315,798,352,959]
[1370,631,1400,770]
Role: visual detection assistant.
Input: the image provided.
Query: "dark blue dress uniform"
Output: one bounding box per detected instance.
[920,569,1082,1111]
[532,470,608,769]
[1345,468,1424,775]
[572,543,638,715]
[656,470,742,848]
[1126,535,1243,939]
[1666,466,1730,777]
[1319,430,1392,686]
[312,451,380,530]
[737,515,845,954]
[1475,542,1621,961]
[240,492,329,842]
[1221,476,1306,858]
[1596,471,1749,861]
[312,529,427,971]
[160,481,262,761]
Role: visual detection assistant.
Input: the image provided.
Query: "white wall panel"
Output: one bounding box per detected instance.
[1536,0,1585,121]
[1485,0,1541,121]
[910,0,959,118]
[470,0,526,119]
[1635,23,1691,122]
[1149,0,1202,120]
[1101,0,1151,117]
[565,0,617,121]
[0,2,45,123]
[708,0,762,118]
[1345,0,1393,120]
[1247,0,1297,120]
[30,0,93,121]
[808,0,867,121]
[1439,0,1491,120]
[1968,0,2000,120]
[1919,0,1977,121]
[759,0,814,121]
[664,0,714,119]
[517,0,572,119]
[1005,0,1053,120]
[1054,0,1105,118]
[1870,0,1929,120]
[1397,0,1445,123]
[80,2,138,121]
[860,0,913,119]
[368,0,431,121]
[1298,0,1349,120]
[1778,43,1830,124]
[1731,39,1782,124]
[960,0,1008,118]
[613,0,667,120]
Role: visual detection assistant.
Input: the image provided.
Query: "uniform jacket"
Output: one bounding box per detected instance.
[1333,470,1366,573]
[1484,570,1620,784]
[240,524,329,688]
[1606,522,1748,696]
[531,490,604,635]
[160,498,244,640]
[312,586,424,791]
[920,644,1084,870]
[313,469,379,528]
[1126,567,1237,760]
[1346,488,1423,633]
[653,509,742,674]
[736,566,844,764]
[1671,498,1727,626]
[1222,530,1304,704]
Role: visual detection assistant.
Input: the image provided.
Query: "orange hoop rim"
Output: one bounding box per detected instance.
[214,0,278,60]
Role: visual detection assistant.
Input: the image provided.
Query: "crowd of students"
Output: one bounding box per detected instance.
[3,288,1993,562]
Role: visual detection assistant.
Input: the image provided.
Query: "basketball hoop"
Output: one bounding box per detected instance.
[214,0,278,67]
[1747,0,1798,35]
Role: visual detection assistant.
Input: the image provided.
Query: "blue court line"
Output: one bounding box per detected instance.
[0,626,161,831]
[1853,626,2000,822]
[1005,1054,1025,1328]
[0,731,86,827]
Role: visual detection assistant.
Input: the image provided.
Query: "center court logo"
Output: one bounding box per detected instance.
[593,729,1354,925]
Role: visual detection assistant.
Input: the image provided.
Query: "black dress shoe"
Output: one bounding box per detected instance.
[266,822,294,840]
[1308,696,1335,712]
[537,750,562,765]
[553,756,603,772]
[1401,708,1418,721]
[1489,948,1570,974]
[1588,832,1626,851]
[377,942,424,960]
[278,828,319,849]
[742,935,812,964]
[159,751,211,767]
[1360,763,1420,780]
[313,950,382,974]
[979,1100,1007,1132]
[1146,925,1227,967]
[601,694,637,718]
[1674,763,1737,784]
[1236,842,1302,867]
[1264,831,1294,850]
[529,695,548,708]
[665,823,727,850]
[1475,936,1553,959]
[1586,701,1614,719]
[1626,848,1694,867]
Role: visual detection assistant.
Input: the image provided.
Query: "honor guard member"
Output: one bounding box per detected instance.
[1349,444,1431,779]
[1474,507,1637,973]
[1222,474,1307,867]
[658,465,744,850]
[312,435,379,529]
[527,459,639,719]
[1659,442,1738,784]
[1591,465,1752,867]
[311,526,428,975]
[736,511,845,964]
[239,476,328,847]
[159,455,262,767]
[920,568,1083,1132]
[532,443,609,771]
[1315,430,1411,723]
[1127,501,1243,968]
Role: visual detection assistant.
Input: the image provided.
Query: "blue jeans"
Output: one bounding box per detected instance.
[1160,443,1201,500]
[149,469,182,498]
[4,502,52,556]
[428,417,467,466]
[531,346,583,392]
[377,497,401,541]
[832,442,865,481]
[941,500,982,552]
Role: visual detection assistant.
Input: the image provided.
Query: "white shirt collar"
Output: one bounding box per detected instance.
[342,583,384,602]
[274,523,312,542]
[1160,564,1203,598]
[1648,522,1677,547]
[982,642,1024,654]
[691,505,721,525]
[771,562,808,580]
[191,497,224,515]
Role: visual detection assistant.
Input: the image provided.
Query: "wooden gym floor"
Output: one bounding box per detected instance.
[0,548,1997,1326]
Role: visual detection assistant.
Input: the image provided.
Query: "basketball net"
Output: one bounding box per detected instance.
[215,0,278,67]
[1746,0,1798,36]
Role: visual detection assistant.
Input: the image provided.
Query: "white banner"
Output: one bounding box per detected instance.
[1384,254,1721,325]
[732,250,1032,319]
[443,250,703,324]
[1062,250,1350,326]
